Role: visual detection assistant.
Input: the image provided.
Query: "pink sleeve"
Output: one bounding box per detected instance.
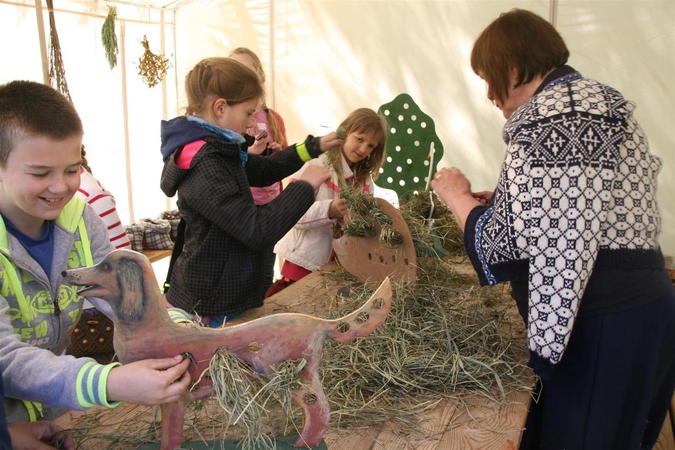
[176,140,207,169]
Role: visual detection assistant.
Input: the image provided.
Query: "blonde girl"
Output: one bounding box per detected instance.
[272,108,388,288]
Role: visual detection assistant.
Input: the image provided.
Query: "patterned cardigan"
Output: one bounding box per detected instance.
[464,66,665,369]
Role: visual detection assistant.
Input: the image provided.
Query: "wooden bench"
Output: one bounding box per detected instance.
[140,249,172,263]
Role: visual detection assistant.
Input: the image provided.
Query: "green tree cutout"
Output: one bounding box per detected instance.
[377,93,444,199]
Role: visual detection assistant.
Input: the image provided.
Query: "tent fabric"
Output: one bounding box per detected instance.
[1,0,673,261]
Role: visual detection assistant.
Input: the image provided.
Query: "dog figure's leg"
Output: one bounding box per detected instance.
[160,396,189,450]
[291,278,392,447]
[292,359,329,448]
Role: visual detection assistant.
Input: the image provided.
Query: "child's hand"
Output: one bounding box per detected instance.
[106,355,191,405]
[247,138,267,155]
[8,421,74,450]
[299,165,330,190]
[318,131,344,152]
[329,198,348,219]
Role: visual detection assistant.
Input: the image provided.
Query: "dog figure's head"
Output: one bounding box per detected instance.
[62,249,156,323]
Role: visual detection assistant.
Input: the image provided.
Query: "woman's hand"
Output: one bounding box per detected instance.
[431,167,472,199]
[430,167,481,231]
[106,355,191,405]
[318,132,344,152]
[471,190,493,206]
[8,421,74,450]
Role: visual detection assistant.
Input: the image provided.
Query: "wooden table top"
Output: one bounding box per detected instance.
[53,260,675,449]
[54,261,535,449]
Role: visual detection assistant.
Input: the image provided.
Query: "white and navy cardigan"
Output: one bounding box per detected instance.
[464,66,666,374]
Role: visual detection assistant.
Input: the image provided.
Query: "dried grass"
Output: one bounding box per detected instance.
[61,202,531,449]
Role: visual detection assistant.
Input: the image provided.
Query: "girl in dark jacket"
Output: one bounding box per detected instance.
[160,57,340,326]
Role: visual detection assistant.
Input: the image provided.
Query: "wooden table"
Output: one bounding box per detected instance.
[54,262,675,449]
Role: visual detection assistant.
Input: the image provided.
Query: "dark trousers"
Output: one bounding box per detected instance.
[520,286,675,450]
[262,246,276,294]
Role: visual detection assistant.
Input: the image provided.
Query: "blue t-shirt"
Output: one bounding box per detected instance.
[2,217,54,277]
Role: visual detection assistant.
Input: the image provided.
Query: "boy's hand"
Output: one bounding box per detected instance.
[299,165,330,190]
[329,198,348,219]
[106,355,191,405]
[318,132,344,152]
[8,421,74,450]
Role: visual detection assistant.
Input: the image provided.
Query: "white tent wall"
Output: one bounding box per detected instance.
[174,0,675,263]
[0,0,177,225]
[0,0,673,262]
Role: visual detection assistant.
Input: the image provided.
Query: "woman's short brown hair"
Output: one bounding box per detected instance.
[470,9,569,104]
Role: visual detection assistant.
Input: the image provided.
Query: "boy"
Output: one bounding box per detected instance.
[0,80,191,423]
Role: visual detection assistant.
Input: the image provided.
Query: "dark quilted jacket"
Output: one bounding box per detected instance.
[160,117,322,316]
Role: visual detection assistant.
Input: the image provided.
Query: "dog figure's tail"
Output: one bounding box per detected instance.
[324,277,392,343]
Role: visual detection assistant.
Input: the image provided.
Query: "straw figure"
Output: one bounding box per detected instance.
[63,249,392,449]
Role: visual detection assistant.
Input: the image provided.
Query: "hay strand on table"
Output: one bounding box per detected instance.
[61,258,529,448]
[400,191,465,257]
[318,267,530,426]
[204,349,309,449]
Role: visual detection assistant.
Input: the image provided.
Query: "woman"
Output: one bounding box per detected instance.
[431,9,675,450]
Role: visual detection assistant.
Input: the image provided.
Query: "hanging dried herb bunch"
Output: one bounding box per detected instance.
[46,0,71,102]
[137,35,170,88]
[101,5,118,69]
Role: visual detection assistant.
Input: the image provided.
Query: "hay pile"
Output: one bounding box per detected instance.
[61,193,531,449]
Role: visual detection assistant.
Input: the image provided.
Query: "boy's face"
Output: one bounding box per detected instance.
[0,133,82,237]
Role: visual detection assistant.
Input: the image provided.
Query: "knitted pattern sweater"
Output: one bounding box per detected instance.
[464,66,665,370]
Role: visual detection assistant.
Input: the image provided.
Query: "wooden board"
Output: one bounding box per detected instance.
[332,198,417,285]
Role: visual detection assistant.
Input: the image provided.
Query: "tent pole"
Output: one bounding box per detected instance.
[120,20,135,224]
[160,9,171,212]
[549,0,558,27]
[269,0,276,109]
[34,0,49,84]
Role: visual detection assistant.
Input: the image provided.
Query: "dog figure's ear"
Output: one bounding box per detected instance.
[117,257,146,323]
